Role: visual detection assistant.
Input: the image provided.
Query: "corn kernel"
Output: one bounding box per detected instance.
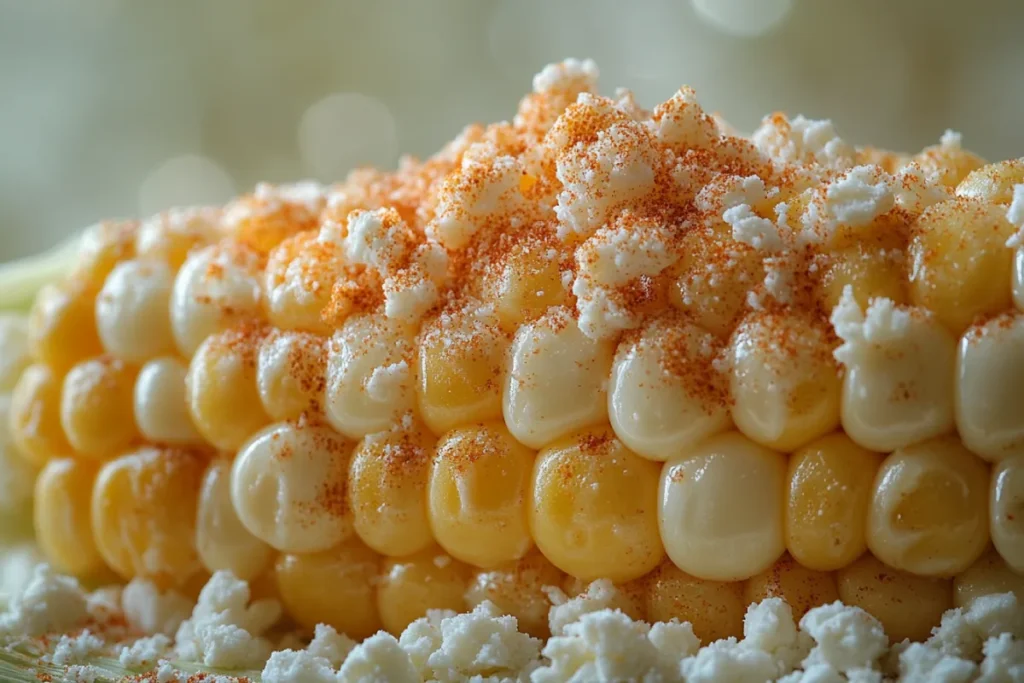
[429,422,535,568]
[274,540,381,639]
[466,551,566,638]
[786,432,883,571]
[990,455,1024,572]
[837,553,952,642]
[608,315,730,461]
[660,431,786,581]
[377,548,471,634]
[60,356,140,459]
[417,308,509,435]
[264,231,343,335]
[257,329,327,421]
[912,141,986,188]
[645,561,745,642]
[186,325,270,452]
[908,198,1015,334]
[815,237,909,313]
[744,553,839,620]
[488,234,567,329]
[28,280,104,373]
[95,259,176,364]
[225,183,324,255]
[0,314,31,392]
[134,357,203,446]
[867,436,990,576]
[956,314,1024,461]
[34,457,106,577]
[136,207,223,270]
[955,158,1024,204]
[73,220,138,288]
[0,395,36,537]
[91,446,205,587]
[196,457,273,580]
[729,312,841,452]
[1014,248,1024,311]
[325,313,417,439]
[231,421,354,554]
[9,363,71,466]
[530,427,663,582]
[953,549,1024,609]
[504,307,614,449]
[349,422,434,557]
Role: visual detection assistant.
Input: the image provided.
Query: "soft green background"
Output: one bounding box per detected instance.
[2,0,1022,261]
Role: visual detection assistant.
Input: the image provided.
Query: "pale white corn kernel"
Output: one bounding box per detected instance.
[608,316,730,461]
[263,231,343,335]
[133,357,203,446]
[953,549,1024,608]
[991,455,1024,571]
[503,307,614,449]
[658,431,787,581]
[325,313,417,439]
[256,329,327,421]
[1014,248,1024,310]
[95,259,176,363]
[956,313,1024,461]
[0,314,30,392]
[196,457,274,580]
[230,421,355,553]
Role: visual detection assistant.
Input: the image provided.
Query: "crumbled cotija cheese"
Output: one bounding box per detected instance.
[119,634,172,668]
[337,632,420,683]
[48,629,104,666]
[0,564,88,637]
[261,649,338,683]
[121,578,193,637]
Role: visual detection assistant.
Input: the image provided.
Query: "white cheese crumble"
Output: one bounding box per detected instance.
[0,564,89,637]
[533,58,599,95]
[830,286,913,365]
[121,578,193,637]
[261,649,338,683]
[801,165,895,243]
[433,150,525,249]
[365,360,411,404]
[338,632,420,683]
[1005,183,1024,248]
[799,601,889,674]
[752,114,855,169]
[724,204,785,252]
[650,86,717,149]
[119,634,172,668]
[893,162,951,214]
[48,629,104,666]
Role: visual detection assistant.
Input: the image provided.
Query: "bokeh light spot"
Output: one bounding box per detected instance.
[137,155,235,217]
[298,92,399,180]
[692,0,793,37]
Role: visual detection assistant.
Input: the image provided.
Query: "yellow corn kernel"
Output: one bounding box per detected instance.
[325,313,417,439]
[186,325,270,452]
[60,356,140,459]
[728,312,841,452]
[868,436,990,576]
[231,421,354,554]
[225,183,324,255]
[990,455,1024,572]
[133,357,203,446]
[660,431,786,581]
[530,427,663,582]
[815,238,909,313]
[428,422,535,568]
[488,235,567,329]
[9,363,71,466]
[645,561,745,642]
[837,553,953,642]
[416,308,509,435]
[34,458,106,577]
[196,457,273,580]
[28,279,104,373]
[955,158,1024,204]
[263,231,343,335]
[91,446,205,587]
[956,314,1024,461]
[912,140,986,188]
[95,259,176,363]
[504,307,614,449]
[170,241,266,357]
[744,553,839,620]
[274,540,381,639]
[377,548,472,634]
[0,395,37,537]
[73,220,138,288]
[136,207,223,270]
[0,314,31,392]
[668,223,764,339]
[908,198,1015,334]
[608,315,730,462]
[562,575,647,623]
[954,549,1024,608]
[786,433,883,571]
[348,422,434,557]
[256,329,327,421]
[466,551,567,638]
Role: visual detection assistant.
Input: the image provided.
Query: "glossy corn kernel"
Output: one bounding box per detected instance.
[91,446,205,587]
[0,395,36,538]
[263,231,343,335]
[489,236,568,329]
[34,457,106,577]
[728,312,841,452]
[955,158,1024,204]
[95,259,176,363]
[73,220,139,288]
[908,198,1015,334]
[428,422,534,568]
[912,140,986,187]
[867,436,990,576]
[785,432,884,571]
[28,279,104,373]
[186,325,269,452]
[224,183,324,255]
[956,313,1024,461]
[196,457,273,581]
[377,548,471,634]
[231,421,354,554]
[504,307,614,449]
[744,553,839,620]
[608,315,730,461]
[256,329,327,421]
[954,549,1024,608]
[530,427,663,582]
[466,550,567,638]
[990,455,1024,571]
[837,553,953,642]
[133,357,203,446]
[274,540,381,639]
[136,207,223,270]
[60,356,139,459]
[349,421,434,557]
[416,308,509,435]
[1014,248,1024,311]
[645,561,746,642]
[9,363,71,467]
[815,238,908,312]
[660,431,786,581]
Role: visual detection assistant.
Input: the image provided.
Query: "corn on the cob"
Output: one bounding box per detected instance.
[7,59,1024,652]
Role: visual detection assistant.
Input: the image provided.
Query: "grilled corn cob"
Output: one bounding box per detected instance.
[7,59,1024,652]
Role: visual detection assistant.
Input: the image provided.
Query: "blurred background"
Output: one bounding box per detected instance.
[2,0,1023,261]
